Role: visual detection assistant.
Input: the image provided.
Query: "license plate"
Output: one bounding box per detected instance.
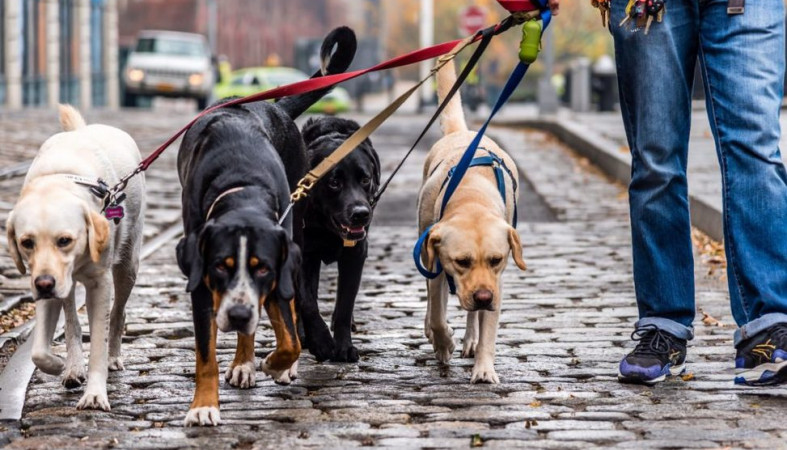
[157,83,175,92]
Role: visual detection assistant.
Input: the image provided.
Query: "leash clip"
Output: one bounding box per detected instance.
[291,176,316,202]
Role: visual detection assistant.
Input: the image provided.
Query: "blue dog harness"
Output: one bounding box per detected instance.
[413,148,518,295]
[412,0,551,295]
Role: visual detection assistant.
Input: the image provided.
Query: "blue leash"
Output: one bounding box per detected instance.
[413,3,551,293]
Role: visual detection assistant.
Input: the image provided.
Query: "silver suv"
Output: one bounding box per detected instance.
[123,30,214,110]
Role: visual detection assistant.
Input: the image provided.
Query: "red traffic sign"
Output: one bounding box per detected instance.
[458,6,487,36]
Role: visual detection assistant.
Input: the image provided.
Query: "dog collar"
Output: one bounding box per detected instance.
[59,175,125,223]
[206,187,245,221]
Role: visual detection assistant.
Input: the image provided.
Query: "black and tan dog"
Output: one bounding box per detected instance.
[175,27,356,427]
[299,117,380,362]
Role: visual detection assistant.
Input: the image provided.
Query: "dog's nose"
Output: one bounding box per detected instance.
[473,289,494,310]
[34,275,56,296]
[350,205,370,225]
[228,304,252,329]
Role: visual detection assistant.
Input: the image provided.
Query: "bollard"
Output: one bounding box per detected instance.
[569,57,591,112]
[591,55,617,112]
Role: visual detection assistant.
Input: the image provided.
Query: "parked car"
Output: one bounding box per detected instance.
[123,30,214,110]
[213,67,352,114]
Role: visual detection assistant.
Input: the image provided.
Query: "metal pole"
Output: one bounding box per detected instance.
[537,25,558,115]
[207,0,217,55]
[418,0,433,111]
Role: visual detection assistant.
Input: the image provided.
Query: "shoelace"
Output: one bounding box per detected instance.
[630,324,677,357]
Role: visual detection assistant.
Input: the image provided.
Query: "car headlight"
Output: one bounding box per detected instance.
[189,73,204,86]
[127,68,145,82]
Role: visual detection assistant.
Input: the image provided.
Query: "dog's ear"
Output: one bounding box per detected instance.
[84,208,110,264]
[507,227,527,271]
[275,231,300,300]
[5,211,26,275]
[177,225,211,293]
[425,224,442,272]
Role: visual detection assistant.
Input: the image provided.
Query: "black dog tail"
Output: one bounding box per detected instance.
[277,26,357,120]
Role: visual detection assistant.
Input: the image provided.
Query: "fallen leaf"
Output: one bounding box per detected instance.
[470,434,483,447]
[701,310,723,327]
[529,400,542,407]
[681,372,695,382]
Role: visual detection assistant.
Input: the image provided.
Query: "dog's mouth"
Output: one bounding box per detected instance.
[332,218,367,242]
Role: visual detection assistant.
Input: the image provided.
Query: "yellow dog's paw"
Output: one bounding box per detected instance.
[470,363,499,384]
[76,388,110,411]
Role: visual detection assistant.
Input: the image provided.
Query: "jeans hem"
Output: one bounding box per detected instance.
[636,317,694,341]
[734,313,787,346]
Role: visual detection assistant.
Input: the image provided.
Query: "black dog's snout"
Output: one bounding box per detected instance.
[228,304,252,329]
[34,275,56,296]
[350,205,371,225]
[473,289,494,310]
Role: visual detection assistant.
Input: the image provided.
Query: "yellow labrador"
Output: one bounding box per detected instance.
[417,61,527,384]
[5,105,145,410]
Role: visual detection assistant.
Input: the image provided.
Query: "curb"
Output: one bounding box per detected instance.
[499,116,724,242]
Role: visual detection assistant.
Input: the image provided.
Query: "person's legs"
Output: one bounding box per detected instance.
[612,2,700,335]
[698,0,787,384]
[610,0,700,383]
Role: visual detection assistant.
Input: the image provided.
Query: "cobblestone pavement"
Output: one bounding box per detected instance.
[1,110,787,449]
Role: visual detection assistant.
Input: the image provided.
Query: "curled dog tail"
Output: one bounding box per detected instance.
[277,26,357,120]
[59,104,87,131]
[436,60,468,135]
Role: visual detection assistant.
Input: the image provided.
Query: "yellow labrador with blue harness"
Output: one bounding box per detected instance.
[416,60,527,384]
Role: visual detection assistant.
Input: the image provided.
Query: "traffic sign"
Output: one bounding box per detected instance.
[458,5,487,36]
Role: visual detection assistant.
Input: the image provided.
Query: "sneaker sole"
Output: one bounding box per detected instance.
[617,363,686,385]
[734,360,787,386]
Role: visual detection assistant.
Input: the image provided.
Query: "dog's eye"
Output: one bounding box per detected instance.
[360,177,371,186]
[255,266,269,277]
[327,178,341,190]
[215,262,227,273]
[57,237,73,248]
[455,258,472,269]
[490,257,503,266]
[20,238,34,250]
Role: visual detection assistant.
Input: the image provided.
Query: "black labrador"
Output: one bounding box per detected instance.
[299,116,380,362]
[175,27,356,427]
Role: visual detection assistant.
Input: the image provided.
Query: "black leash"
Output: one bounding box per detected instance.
[371,19,509,208]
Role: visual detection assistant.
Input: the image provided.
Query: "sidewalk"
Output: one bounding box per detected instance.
[493,104,787,242]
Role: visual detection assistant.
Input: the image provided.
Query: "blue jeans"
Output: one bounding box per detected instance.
[610,0,787,346]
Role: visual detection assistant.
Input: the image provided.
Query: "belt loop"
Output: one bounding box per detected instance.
[727,0,744,15]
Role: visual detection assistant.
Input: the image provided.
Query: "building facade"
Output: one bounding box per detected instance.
[118,0,351,70]
[0,0,119,109]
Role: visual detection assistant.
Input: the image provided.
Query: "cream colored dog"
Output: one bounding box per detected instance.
[5,105,145,410]
[417,61,527,384]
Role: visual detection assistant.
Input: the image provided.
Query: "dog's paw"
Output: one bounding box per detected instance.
[61,365,86,389]
[31,352,65,376]
[184,406,220,427]
[432,334,455,364]
[261,354,294,385]
[288,360,299,380]
[304,328,335,362]
[108,356,125,371]
[331,340,359,363]
[224,360,256,388]
[461,338,477,358]
[470,362,499,384]
[76,388,110,411]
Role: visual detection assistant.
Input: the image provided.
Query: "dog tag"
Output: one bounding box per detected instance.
[105,205,125,224]
[343,239,357,248]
